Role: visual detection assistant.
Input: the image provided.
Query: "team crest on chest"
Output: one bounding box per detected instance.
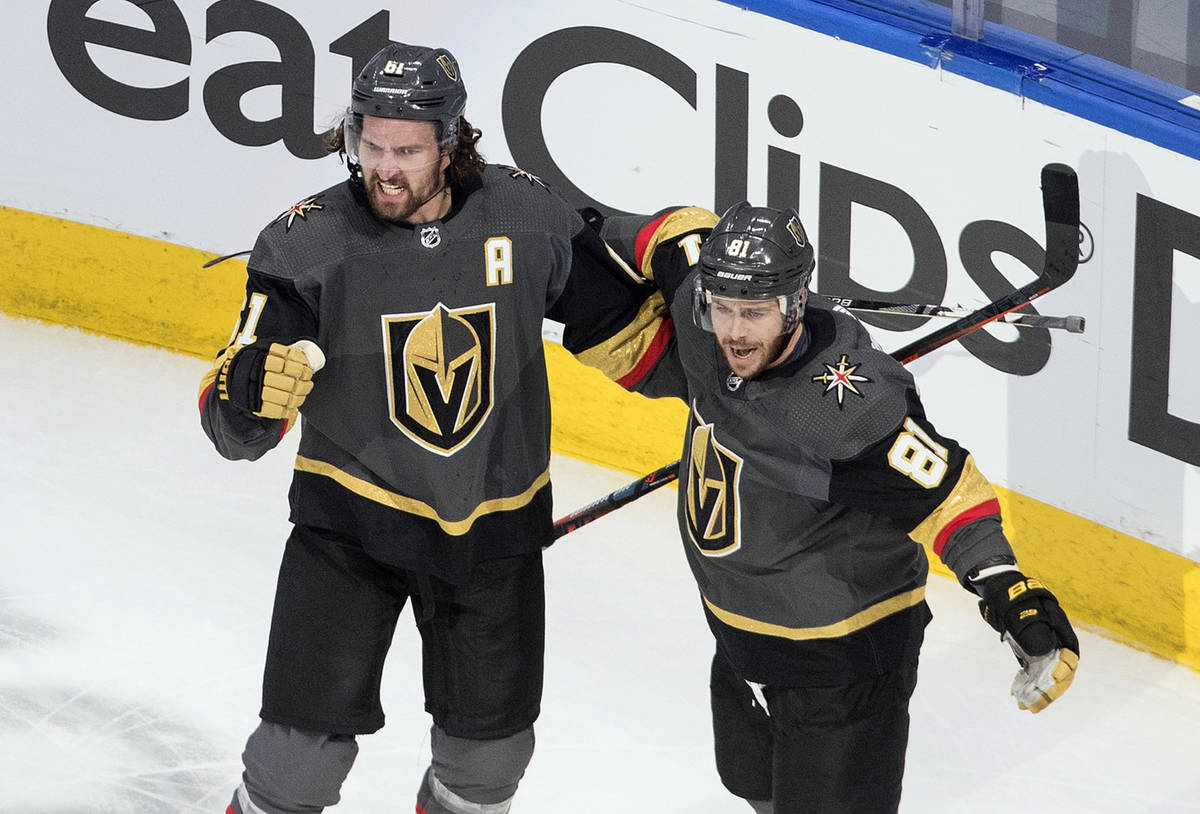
[685,404,742,557]
[273,195,324,231]
[420,225,442,248]
[381,303,495,456]
[811,354,871,408]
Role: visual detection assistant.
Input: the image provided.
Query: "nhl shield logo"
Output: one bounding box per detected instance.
[381,303,495,455]
[420,225,442,248]
[685,405,742,557]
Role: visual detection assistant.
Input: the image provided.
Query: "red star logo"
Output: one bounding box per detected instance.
[274,195,324,230]
[811,354,871,407]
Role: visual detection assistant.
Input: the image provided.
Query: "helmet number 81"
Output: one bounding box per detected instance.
[887,417,949,488]
[725,239,751,258]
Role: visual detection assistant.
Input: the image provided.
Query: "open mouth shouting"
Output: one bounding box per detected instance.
[721,340,770,378]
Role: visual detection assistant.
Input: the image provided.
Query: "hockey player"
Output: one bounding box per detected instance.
[577,203,1080,813]
[198,42,634,814]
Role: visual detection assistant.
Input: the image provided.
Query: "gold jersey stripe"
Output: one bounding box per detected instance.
[573,292,669,381]
[198,366,219,401]
[908,454,999,549]
[702,585,926,641]
[638,207,719,280]
[293,455,550,536]
[197,345,237,403]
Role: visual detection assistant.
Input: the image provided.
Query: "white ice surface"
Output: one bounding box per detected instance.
[1,314,1198,813]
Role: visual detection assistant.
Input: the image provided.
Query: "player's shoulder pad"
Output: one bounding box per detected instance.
[251,181,353,279]
[798,299,917,460]
[494,164,553,192]
[261,181,351,235]
[479,164,581,236]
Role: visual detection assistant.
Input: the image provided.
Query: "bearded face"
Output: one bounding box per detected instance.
[356,116,450,223]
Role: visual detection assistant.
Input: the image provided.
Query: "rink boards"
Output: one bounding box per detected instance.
[3,0,1199,667]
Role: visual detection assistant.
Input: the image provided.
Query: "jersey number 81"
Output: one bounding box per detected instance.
[887,417,949,488]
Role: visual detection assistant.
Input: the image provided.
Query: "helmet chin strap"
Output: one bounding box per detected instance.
[401,147,454,217]
[411,176,450,214]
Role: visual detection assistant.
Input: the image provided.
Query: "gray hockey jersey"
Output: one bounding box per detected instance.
[587,206,1016,685]
[200,167,629,582]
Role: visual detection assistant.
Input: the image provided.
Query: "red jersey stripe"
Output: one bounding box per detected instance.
[933,497,1001,557]
[633,211,674,274]
[616,318,675,389]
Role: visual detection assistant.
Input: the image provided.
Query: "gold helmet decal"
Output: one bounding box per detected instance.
[382,303,495,455]
[436,54,458,81]
[685,405,742,556]
[785,214,807,247]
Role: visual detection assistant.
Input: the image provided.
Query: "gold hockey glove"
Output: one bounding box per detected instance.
[973,569,1079,713]
[219,339,325,421]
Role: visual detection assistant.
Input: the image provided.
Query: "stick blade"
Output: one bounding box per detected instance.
[1040,163,1080,289]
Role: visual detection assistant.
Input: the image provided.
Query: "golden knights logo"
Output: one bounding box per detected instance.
[436,54,458,81]
[685,405,742,556]
[381,303,495,456]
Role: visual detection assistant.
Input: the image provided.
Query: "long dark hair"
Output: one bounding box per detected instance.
[445,116,486,185]
[322,114,486,185]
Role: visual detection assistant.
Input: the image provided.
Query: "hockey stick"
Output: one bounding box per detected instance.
[551,461,679,540]
[551,163,1080,540]
[890,163,1080,364]
[823,296,1084,333]
[202,249,251,268]
[542,303,1082,347]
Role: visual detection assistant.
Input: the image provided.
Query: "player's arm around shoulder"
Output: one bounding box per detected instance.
[598,205,718,295]
[554,205,716,398]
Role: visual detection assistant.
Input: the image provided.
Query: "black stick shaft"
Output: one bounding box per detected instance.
[551,462,678,539]
[831,299,1083,333]
[891,163,1079,364]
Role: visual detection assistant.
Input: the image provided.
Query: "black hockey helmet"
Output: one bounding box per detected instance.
[345,42,467,158]
[693,202,816,335]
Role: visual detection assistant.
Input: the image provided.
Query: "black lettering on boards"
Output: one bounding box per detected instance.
[47,0,191,120]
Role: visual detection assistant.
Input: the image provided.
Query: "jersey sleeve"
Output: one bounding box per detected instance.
[560,206,717,399]
[828,392,1016,583]
[197,241,320,461]
[545,209,660,360]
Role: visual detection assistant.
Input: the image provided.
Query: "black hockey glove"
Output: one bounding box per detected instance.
[219,339,324,421]
[973,569,1079,713]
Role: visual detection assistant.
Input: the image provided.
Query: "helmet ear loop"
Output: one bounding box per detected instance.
[437,118,461,151]
[691,280,716,332]
[779,287,809,336]
[342,114,365,183]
